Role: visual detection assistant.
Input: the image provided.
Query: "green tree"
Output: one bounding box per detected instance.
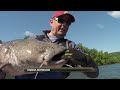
[76,43,120,65]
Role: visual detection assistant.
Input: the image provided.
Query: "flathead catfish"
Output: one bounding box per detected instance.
[0,38,67,76]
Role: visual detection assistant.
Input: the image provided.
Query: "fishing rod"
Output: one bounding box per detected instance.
[24,67,97,72]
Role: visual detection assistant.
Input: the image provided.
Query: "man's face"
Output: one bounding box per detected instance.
[50,15,72,37]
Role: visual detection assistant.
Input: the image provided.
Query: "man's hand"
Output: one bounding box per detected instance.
[62,48,88,66]
[62,48,99,78]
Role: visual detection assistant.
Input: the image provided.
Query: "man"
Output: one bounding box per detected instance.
[15,11,99,79]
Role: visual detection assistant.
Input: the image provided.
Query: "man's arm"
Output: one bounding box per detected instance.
[82,54,99,78]
[64,47,99,78]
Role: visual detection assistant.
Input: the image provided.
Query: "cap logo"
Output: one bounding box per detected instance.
[64,11,69,14]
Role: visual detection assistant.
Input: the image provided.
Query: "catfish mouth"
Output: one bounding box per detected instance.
[51,51,66,61]
[47,51,68,67]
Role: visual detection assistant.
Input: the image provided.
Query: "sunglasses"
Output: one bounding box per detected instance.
[53,17,71,26]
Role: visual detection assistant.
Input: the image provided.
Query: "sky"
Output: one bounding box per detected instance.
[0,11,119,53]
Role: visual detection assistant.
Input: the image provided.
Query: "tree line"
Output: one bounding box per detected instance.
[77,43,120,66]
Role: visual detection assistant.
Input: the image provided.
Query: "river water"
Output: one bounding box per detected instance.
[67,63,120,79]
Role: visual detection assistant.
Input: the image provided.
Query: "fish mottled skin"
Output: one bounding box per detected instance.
[0,38,67,76]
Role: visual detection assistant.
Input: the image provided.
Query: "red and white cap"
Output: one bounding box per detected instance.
[52,11,75,22]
